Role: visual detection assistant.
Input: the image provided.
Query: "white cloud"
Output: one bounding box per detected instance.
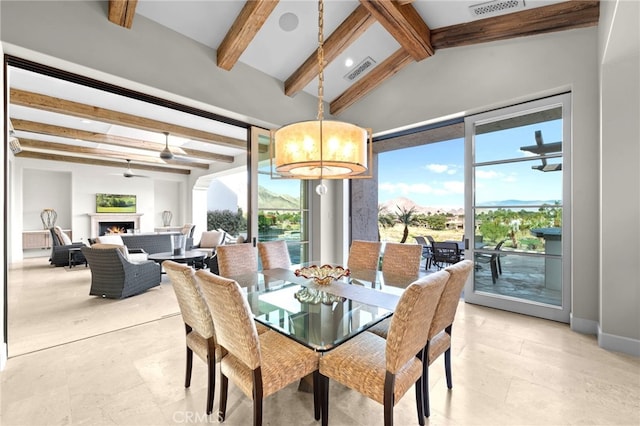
[379,182,435,195]
[476,169,500,179]
[426,164,449,173]
[380,180,463,197]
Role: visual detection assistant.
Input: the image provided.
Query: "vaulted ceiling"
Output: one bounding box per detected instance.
[8,0,599,176]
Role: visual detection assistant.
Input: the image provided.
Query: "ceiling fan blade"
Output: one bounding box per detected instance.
[124,159,150,178]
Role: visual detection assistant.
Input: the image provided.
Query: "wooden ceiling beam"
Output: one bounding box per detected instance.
[17,138,209,169]
[217,0,280,71]
[284,4,377,97]
[15,151,191,175]
[108,0,138,29]
[11,119,233,164]
[330,48,413,116]
[359,0,433,61]
[10,89,246,150]
[430,1,600,50]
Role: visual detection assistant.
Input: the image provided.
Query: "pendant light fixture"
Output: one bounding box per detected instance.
[271,0,372,195]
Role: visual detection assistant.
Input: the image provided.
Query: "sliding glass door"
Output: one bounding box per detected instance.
[250,127,309,267]
[463,94,571,322]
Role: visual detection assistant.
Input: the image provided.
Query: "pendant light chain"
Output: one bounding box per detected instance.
[317,0,325,185]
[317,0,325,121]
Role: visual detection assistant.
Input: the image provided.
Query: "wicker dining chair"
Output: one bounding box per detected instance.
[257,240,292,270]
[422,259,473,416]
[367,259,474,418]
[163,260,221,415]
[318,270,449,426]
[195,269,321,426]
[347,240,382,270]
[381,242,423,277]
[216,243,258,277]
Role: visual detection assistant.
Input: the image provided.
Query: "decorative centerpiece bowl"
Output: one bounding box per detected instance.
[294,288,346,305]
[295,264,350,286]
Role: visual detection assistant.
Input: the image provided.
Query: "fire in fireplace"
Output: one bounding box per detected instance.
[99,221,135,235]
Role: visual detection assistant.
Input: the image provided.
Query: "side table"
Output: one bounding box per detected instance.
[68,247,87,268]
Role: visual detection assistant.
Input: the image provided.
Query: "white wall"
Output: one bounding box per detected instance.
[598,0,640,354]
[23,169,71,230]
[154,180,183,227]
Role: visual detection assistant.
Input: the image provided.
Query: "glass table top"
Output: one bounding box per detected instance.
[228,265,419,352]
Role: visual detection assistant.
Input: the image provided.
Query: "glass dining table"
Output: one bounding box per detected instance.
[226,264,418,352]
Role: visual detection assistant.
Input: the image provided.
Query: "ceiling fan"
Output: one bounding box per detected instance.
[160,131,198,162]
[123,159,149,178]
[160,132,174,160]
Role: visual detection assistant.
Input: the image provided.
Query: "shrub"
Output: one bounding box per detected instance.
[207,209,246,235]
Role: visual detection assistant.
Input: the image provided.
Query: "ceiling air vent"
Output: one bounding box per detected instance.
[469,0,525,18]
[344,57,376,82]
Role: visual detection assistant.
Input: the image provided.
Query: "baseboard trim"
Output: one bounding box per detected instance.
[598,325,640,357]
[571,314,639,356]
[570,313,598,334]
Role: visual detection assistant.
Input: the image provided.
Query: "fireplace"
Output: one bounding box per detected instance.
[99,221,135,236]
[89,213,143,238]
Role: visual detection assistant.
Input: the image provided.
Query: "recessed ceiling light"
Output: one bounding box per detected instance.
[279,12,299,32]
[345,58,354,67]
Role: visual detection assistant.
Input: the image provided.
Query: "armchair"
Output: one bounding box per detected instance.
[81,245,161,299]
[48,227,86,267]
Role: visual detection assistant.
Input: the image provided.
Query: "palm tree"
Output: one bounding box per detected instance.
[395,205,417,243]
[377,205,394,241]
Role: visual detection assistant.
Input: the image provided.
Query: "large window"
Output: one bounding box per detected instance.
[464,93,571,322]
[378,139,464,244]
[254,129,309,265]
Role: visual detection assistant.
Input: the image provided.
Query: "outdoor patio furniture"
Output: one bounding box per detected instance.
[81,245,161,299]
[48,227,86,267]
[431,241,461,270]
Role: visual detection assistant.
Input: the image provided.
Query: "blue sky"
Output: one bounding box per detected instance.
[378,120,563,209]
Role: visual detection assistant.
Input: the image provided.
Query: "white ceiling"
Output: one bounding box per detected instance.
[135,0,565,101]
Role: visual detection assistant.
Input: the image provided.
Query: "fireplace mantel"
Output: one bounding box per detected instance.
[89,213,143,238]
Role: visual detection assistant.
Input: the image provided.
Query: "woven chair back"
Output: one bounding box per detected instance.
[429,259,473,339]
[382,242,422,276]
[257,240,292,270]
[216,243,258,277]
[347,240,381,270]
[164,260,215,339]
[196,269,261,370]
[385,270,448,373]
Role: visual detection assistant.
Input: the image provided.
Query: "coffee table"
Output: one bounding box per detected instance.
[148,250,208,270]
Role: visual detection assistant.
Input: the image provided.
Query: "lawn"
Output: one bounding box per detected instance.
[379,224,464,243]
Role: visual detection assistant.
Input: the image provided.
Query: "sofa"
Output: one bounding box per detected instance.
[81,245,161,299]
[91,232,189,255]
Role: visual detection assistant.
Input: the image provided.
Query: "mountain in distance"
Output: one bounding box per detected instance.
[480,199,561,207]
[258,185,299,210]
[379,196,560,216]
[379,197,464,216]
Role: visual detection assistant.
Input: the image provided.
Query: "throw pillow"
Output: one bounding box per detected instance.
[54,226,72,245]
[91,243,130,261]
[200,231,224,248]
[96,235,125,246]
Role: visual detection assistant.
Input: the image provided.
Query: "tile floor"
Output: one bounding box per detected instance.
[1,256,639,425]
